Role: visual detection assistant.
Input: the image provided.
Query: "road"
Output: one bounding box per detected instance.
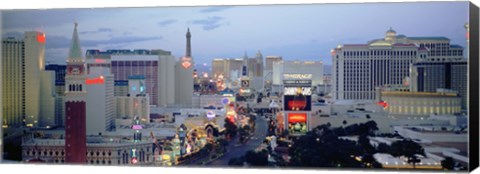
[206,111,268,166]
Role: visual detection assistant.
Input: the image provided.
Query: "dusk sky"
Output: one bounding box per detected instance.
[1,1,469,67]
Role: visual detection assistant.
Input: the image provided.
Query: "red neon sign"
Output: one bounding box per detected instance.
[36,32,46,44]
[182,61,192,69]
[85,76,105,85]
[94,59,106,63]
[288,113,307,123]
[377,101,388,108]
[131,157,138,164]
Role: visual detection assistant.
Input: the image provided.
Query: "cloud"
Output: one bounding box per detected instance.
[45,35,162,49]
[199,6,234,13]
[192,16,226,31]
[2,9,86,30]
[157,19,177,27]
[2,31,24,39]
[79,28,113,35]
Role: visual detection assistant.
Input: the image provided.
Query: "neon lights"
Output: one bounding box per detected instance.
[221,97,230,105]
[36,32,46,44]
[206,111,215,119]
[288,113,307,123]
[85,77,105,84]
[182,61,192,69]
[132,125,143,130]
[131,157,138,164]
[287,100,307,110]
[377,101,388,108]
[94,59,106,63]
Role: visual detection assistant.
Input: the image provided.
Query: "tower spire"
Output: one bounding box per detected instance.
[186,28,192,57]
[69,22,83,60]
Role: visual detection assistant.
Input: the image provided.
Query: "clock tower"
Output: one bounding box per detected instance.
[64,23,87,164]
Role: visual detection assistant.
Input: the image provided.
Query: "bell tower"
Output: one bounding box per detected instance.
[64,22,87,164]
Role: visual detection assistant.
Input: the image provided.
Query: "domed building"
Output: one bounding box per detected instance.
[331,28,465,101]
[385,27,397,42]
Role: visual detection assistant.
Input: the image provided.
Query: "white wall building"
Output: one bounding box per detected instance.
[85,49,174,107]
[39,71,56,127]
[86,67,115,135]
[191,94,225,109]
[380,91,462,118]
[116,76,150,124]
[175,57,194,107]
[332,28,465,101]
[272,60,323,86]
[24,31,46,127]
[410,60,468,109]
[158,55,176,107]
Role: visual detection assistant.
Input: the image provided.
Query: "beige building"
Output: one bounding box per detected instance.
[39,71,56,127]
[2,31,47,128]
[86,67,116,135]
[116,95,150,124]
[380,91,462,117]
[212,58,243,81]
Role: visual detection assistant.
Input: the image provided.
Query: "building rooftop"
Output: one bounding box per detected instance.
[381,91,459,97]
[86,49,171,56]
[408,36,450,41]
[450,44,463,48]
[128,75,145,80]
[114,80,128,86]
[111,55,159,61]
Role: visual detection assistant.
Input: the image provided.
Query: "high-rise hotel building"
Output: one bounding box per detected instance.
[85,49,175,107]
[174,28,194,107]
[2,31,46,127]
[212,51,264,82]
[332,28,465,100]
[410,60,467,109]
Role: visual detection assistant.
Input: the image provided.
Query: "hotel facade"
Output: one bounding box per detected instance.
[332,28,465,101]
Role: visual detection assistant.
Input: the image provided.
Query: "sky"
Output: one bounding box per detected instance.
[1,1,469,68]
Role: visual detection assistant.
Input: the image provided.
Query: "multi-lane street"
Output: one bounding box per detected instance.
[207,102,269,167]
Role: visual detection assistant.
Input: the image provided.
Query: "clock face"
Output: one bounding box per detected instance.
[67,65,82,75]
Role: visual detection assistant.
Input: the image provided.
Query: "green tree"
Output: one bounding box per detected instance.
[244,150,268,166]
[228,157,245,166]
[390,139,425,168]
[441,157,455,170]
[216,138,229,152]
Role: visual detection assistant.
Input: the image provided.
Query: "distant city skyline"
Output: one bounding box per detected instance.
[1,1,469,67]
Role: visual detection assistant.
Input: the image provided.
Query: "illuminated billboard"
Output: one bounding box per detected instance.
[287,113,307,134]
[284,86,311,111]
